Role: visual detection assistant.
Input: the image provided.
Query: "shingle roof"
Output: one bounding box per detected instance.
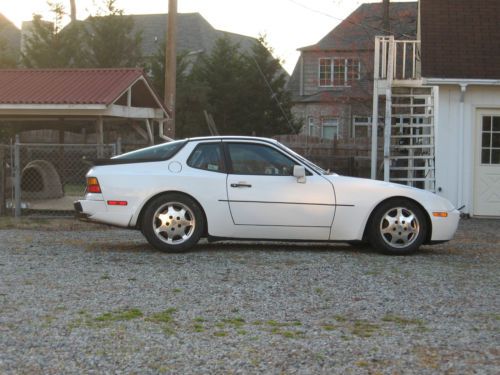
[0,68,144,105]
[0,13,21,52]
[130,12,258,57]
[299,2,417,52]
[421,0,500,79]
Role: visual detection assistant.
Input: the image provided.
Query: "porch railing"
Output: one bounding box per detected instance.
[374,36,421,81]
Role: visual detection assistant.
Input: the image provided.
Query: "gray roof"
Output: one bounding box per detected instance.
[0,13,21,52]
[131,13,258,58]
[287,2,417,100]
[300,2,417,51]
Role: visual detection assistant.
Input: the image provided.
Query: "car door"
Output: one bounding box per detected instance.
[224,141,336,239]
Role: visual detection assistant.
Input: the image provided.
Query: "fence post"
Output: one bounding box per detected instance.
[116,137,122,156]
[14,135,21,218]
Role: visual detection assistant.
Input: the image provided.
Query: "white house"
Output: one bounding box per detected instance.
[371,0,500,217]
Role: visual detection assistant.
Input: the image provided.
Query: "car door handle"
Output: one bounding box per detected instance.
[230,182,252,188]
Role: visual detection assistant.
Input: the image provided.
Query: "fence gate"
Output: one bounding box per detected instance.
[1,141,117,217]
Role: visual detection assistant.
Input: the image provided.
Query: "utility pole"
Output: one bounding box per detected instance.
[69,0,77,22]
[164,0,177,139]
[383,0,390,35]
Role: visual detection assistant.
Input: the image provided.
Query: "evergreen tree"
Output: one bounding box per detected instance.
[21,3,82,68]
[198,37,247,135]
[82,0,142,68]
[149,44,210,138]
[148,36,298,138]
[0,37,17,68]
[241,36,301,136]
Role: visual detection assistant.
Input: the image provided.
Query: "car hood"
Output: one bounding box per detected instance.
[323,175,456,212]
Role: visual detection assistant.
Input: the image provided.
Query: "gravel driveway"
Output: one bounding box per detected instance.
[0,218,499,374]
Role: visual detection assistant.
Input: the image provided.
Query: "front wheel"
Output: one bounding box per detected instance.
[142,193,205,252]
[368,199,428,255]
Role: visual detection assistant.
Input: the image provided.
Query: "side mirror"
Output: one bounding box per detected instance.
[293,165,306,183]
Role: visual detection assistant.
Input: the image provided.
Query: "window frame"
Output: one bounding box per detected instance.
[321,117,339,140]
[224,141,313,176]
[186,142,227,173]
[318,57,361,87]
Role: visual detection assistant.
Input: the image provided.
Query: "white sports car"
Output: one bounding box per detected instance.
[75,136,460,255]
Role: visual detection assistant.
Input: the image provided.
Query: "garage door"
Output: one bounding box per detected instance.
[474,111,500,216]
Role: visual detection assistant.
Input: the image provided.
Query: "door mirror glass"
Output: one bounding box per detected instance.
[293,165,306,183]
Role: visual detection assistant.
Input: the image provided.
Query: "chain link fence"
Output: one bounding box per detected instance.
[1,141,116,217]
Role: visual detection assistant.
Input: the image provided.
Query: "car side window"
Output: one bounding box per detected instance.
[227,143,297,176]
[187,143,225,173]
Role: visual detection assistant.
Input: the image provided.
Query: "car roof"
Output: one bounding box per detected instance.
[186,135,279,144]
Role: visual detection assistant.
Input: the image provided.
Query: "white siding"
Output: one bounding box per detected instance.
[435,85,500,215]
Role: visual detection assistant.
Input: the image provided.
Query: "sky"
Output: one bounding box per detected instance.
[0,0,412,73]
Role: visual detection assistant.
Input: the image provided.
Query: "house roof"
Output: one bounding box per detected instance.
[421,0,500,79]
[299,2,417,52]
[130,12,258,57]
[0,13,21,52]
[0,68,145,105]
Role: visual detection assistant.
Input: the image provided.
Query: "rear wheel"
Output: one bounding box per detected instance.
[368,199,427,255]
[142,193,204,252]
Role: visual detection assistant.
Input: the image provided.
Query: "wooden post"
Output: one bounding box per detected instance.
[164,0,177,139]
[14,135,21,218]
[96,117,104,158]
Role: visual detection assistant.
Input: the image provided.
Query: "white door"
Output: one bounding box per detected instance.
[474,111,500,216]
[224,141,335,239]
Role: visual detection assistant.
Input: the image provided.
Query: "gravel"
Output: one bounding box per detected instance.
[0,218,499,374]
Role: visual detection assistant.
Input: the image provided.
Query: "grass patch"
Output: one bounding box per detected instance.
[351,320,380,338]
[64,183,85,196]
[213,331,227,337]
[222,316,246,328]
[355,360,370,367]
[322,324,337,331]
[266,320,302,327]
[192,323,205,332]
[146,308,177,324]
[95,308,143,322]
[172,288,182,293]
[333,315,347,322]
[382,314,425,326]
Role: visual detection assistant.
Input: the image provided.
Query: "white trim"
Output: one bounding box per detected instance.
[105,104,163,119]
[0,104,106,111]
[424,78,500,86]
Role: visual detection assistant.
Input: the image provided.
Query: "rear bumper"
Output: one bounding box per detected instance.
[74,199,132,227]
[74,201,91,221]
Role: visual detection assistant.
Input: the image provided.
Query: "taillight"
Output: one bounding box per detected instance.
[87,177,102,193]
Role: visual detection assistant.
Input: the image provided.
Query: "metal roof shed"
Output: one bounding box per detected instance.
[0,68,169,146]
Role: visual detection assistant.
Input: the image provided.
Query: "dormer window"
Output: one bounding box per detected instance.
[319,58,360,87]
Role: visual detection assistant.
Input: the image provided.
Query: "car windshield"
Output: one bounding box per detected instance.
[275,142,329,175]
[114,140,186,161]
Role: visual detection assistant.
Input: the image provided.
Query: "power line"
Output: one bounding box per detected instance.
[246,52,297,134]
[286,0,414,39]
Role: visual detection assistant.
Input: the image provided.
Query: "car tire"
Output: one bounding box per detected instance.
[142,193,205,252]
[368,198,427,255]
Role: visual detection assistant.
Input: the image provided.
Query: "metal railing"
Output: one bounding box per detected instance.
[374,36,421,81]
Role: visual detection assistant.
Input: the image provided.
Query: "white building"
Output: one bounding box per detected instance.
[371,0,500,217]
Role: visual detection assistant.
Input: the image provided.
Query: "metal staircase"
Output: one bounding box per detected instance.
[389,86,436,190]
[371,36,437,191]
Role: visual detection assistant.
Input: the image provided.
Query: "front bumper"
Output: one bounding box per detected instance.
[430,209,461,241]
